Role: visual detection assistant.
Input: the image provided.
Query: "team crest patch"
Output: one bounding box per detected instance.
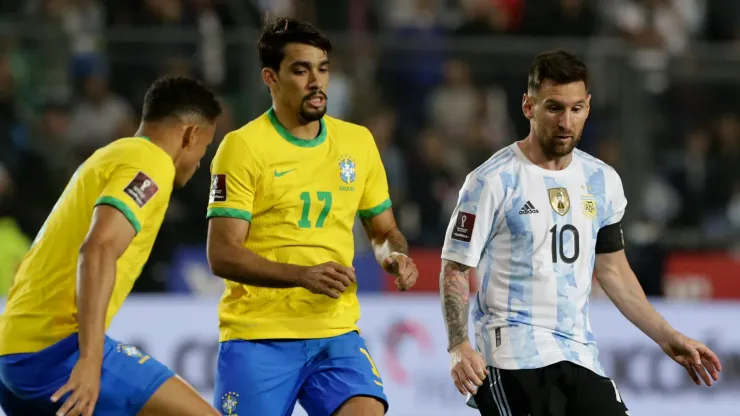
[451,211,476,242]
[221,391,239,415]
[581,195,597,219]
[124,172,158,208]
[548,188,570,216]
[338,155,356,184]
[210,174,227,203]
[116,343,150,364]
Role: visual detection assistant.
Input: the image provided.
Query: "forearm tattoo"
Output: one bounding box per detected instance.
[440,260,471,351]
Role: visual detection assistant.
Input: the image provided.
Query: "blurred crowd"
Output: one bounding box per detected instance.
[2,0,740,292]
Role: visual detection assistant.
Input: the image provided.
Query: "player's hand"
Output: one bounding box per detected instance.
[50,357,102,416]
[383,253,418,291]
[449,341,488,396]
[659,332,722,386]
[298,262,356,299]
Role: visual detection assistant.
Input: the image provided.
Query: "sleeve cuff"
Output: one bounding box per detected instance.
[95,196,142,234]
[440,251,479,268]
[207,207,253,221]
[358,198,392,218]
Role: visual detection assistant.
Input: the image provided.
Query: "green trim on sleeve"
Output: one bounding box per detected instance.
[358,199,392,218]
[95,196,142,234]
[206,207,253,221]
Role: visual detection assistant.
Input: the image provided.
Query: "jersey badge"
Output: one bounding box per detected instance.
[210,174,227,202]
[548,188,570,216]
[221,391,239,415]
[451,211,476,242]
[581,195,597,220]
[338,155,356,184]
[124,172,159,208]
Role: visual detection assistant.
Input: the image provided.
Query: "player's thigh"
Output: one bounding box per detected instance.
[214,339,305,416]
[566,368,629,416]
[299,332,387,416]
[138,375,218,416]
[0,378,50,416]
[332,395,385,416]
[93,339,177,416]
[472,367,534,416]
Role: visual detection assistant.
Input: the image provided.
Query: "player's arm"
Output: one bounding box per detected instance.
[439,172,496,395]
[359,130,417,290]
[207,218,303,287]
[76,206,137,363]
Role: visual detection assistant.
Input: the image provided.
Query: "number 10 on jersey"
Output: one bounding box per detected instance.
[298,191,333,228]
[550,224,580,264]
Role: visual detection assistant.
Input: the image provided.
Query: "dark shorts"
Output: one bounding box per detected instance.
[471,361,629,416]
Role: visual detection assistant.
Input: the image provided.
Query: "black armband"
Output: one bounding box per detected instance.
[595,221,625,254]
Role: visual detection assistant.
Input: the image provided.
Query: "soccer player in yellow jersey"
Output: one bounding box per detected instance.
[0,77,223,416]
[206,18,419,416]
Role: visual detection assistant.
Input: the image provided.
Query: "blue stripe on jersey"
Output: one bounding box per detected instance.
[581,162,607,346]
[475,148,515,178]
[500,171,542,368]
[543,177,581,365]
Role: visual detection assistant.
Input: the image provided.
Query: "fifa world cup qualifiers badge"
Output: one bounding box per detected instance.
[124,172,159,208]
[210,174,227,202]
[451,212,476,242]
[221,392,239,415]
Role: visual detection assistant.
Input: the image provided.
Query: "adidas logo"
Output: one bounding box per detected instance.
[519,201,539,215]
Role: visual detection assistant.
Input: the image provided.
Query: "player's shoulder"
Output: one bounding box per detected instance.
[470,144,518,181]
[573,148,621,178]
[223,113,271,147]
[96,136,172,167]
[324,115,374,143]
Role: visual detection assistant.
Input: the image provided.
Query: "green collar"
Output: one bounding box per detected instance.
[267,108,327,148]
[137,136,152,142]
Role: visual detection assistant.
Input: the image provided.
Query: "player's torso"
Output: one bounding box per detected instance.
[248,115,368,267]
[0,138,170,355]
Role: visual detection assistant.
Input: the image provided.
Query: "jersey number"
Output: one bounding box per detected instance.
[298,191,333,228]
[549,224,580,264]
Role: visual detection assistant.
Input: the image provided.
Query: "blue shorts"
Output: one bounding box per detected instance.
[214,331,388,416]
[0,333,174,416]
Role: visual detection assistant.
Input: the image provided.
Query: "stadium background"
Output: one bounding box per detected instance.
[1,0,740,414]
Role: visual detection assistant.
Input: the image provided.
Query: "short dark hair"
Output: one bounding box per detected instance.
[258,17,332,71]
[527,50,588,92]
[142,76,222,123]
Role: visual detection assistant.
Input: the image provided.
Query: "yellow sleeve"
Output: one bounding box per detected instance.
[358,131,392,218]
[94,153,173,234]
[206,132,258,222]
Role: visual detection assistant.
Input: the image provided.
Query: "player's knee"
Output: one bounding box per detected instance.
[332,395,385,416]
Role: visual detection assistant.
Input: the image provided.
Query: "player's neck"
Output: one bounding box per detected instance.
[270,105,321,140]
[519,135,573,171]
[134,125,180,161]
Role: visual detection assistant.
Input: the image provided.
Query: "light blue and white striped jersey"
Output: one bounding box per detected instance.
[441,142,627,376]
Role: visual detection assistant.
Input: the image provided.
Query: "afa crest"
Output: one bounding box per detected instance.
[582,196,597,220]
[338,155,356,184]
[221,391,239,415]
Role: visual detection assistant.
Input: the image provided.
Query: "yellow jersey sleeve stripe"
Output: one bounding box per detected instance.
[358,198,392,218]
[94,196,142,234]
[207,207,252,222]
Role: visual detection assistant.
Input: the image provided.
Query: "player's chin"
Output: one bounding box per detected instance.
[300,105,326,122]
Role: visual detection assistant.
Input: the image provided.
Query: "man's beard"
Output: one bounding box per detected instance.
[539,131,580,158]
[298,93,327,122]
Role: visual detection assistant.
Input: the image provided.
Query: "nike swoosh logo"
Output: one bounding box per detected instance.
[274,169,295,177]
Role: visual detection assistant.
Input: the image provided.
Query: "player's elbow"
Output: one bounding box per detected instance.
[206,240,235,278]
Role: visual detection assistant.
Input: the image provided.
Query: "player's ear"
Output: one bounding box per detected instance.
[182,125,199,150]
[262,68,278,90]
[522,93,534,120]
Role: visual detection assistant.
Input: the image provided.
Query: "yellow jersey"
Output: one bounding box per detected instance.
[208,109,391,341]
[0,137,175,355]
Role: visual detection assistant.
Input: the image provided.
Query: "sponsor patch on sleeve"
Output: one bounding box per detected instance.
[451,211,476,242]
[123,172,159,208]
[210,174,227,203]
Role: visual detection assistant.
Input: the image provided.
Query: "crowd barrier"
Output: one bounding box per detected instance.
[2,296,738,415]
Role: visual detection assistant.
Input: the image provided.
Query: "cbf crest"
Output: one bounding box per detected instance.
[116,343,150,364]
[338,155,356,184]
[548,188,570,216]
[221,391,239,415]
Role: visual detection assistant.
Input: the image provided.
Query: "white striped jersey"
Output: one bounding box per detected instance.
[441,142,627,376]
